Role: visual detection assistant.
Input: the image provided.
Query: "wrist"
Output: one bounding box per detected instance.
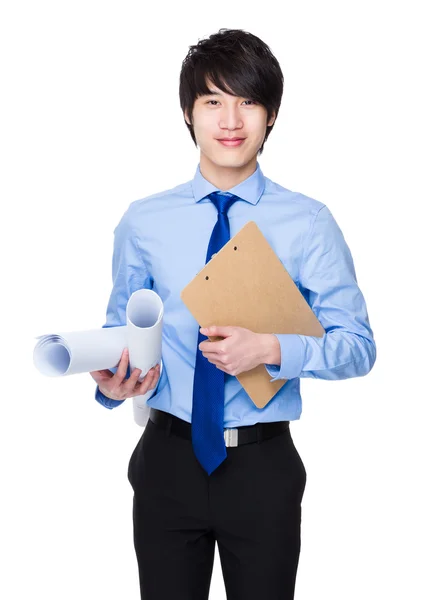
[258,333,281,366]
[98,386,123,402]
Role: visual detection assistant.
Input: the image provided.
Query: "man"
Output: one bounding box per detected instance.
[90,28,376,600]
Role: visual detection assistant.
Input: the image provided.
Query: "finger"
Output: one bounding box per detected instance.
[201,342,224,353]
[135,367,157,395]
[127,365,143,381]
[115,348,126,367]
[151,366,161,388]
[124,367,143,395]
[130,367,155,396]
[202,348,225,358]
[203,352,225,361]
[113,348,130,385]
[207,359,228,372]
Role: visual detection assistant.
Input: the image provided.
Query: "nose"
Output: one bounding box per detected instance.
[219,105,243,130]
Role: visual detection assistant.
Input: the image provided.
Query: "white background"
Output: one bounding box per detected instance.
[1,1,434,598]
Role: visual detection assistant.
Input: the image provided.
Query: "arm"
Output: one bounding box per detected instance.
[263,204,376,382]
[95,204,162,409]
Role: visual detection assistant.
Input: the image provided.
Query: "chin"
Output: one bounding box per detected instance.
[212,151,256,167]
[200,144,258,168]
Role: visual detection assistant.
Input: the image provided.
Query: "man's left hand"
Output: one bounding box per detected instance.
[198,325,265,376]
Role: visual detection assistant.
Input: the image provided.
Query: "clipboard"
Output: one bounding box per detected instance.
[180,220,325,409]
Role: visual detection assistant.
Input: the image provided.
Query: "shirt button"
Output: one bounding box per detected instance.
[212,253,216,258]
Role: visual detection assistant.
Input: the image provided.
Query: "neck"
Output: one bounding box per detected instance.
[199,153,257,191]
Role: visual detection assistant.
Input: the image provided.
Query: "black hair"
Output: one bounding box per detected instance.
[179,28,284,155]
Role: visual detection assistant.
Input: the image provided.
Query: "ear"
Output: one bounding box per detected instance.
[267,110,276,127]
[184,110,191,125]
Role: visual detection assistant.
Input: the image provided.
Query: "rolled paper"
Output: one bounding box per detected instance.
[33,289,164,426]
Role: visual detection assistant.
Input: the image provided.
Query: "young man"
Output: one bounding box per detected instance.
[90,28,376,600]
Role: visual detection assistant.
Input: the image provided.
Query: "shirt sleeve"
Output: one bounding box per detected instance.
[95,204,162,409]
[264,204,377,382]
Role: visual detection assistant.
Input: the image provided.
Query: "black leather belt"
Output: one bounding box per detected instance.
[149,408,290,447]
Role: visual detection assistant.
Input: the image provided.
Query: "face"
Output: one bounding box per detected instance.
[184,78,275,173]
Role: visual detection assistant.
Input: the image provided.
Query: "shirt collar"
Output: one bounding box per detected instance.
[191,160,265,205]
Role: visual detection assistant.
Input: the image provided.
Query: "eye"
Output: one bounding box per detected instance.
[205,99,257,106]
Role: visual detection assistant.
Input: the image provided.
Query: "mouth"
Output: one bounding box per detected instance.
[217,138,246,147]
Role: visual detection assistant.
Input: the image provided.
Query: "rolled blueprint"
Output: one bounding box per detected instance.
[33,289,164,425]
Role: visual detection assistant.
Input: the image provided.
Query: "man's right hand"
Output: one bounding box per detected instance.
[90,348,161,401]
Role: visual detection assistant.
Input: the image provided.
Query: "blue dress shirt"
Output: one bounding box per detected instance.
[95,161,376,427]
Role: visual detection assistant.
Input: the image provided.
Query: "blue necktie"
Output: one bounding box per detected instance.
[191,191,241,475]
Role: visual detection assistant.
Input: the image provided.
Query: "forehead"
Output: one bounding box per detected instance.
[203,76,237,97]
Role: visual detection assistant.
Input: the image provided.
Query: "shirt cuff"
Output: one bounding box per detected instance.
[264,334,306,382]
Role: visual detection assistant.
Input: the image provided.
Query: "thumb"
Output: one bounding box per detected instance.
[89,369,113,384]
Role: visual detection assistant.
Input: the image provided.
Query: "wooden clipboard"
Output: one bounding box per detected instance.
[180,220,325,408]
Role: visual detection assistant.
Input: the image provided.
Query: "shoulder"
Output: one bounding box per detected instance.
[114,178,192,233]
[264,176,327,218]
[128,179,192,215]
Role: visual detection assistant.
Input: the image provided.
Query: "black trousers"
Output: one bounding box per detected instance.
[127,410,307,600]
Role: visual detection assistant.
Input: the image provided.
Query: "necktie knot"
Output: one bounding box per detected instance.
[207,191,241,216]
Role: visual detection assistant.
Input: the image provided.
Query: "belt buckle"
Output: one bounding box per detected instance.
[224,428,238,447]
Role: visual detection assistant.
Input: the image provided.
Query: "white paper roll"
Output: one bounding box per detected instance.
[126,289,164,426]
[33,289,164,426]
[33,326,129,376]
